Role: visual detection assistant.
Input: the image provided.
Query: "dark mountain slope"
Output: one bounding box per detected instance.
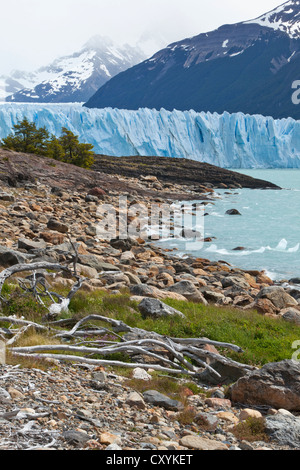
[85,1,300,119]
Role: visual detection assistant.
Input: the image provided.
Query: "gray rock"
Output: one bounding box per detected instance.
[100,272,130,286]
[62,430,91,447]
[280,308,300,325]
[85,195,99,203]
[265,414,300,448]
[198,361,248,386]
[222,276,249,290]
[194,412,219,431]
[0,248,28,267]
[0,387,12,403]
[166,280,208,304]
[289,278,300,285]
[143,390,183,411]
[138,298,185,319]
[106,443,123,450]
[18,237,46,252]
[226,209,242,216]
[47,218,69,234]
[201,289,226,303]
[0,193,14,202]
[230,360,300,411]
[78,254,120,272]
[110,237,138,252]
[130,283,175,300]
[123,271,141,285]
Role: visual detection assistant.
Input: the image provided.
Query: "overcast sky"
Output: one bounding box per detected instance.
[0,0,284,74]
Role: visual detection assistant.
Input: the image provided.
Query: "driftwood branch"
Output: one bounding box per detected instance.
[0,254,256,381]
[4,312,257,380]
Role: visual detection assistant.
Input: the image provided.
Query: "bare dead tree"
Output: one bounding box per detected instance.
[0,257,87,321]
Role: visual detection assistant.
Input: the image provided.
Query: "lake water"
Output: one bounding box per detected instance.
[156,169,300,281]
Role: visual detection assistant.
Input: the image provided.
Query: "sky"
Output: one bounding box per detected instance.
[0,0,285,74]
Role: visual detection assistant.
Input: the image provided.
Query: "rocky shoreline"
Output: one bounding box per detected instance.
[0,150,300,451]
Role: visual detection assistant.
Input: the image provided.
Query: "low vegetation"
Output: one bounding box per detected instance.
[231,417,269,443]
[2,282,299,369]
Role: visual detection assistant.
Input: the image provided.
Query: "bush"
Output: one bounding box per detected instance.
[1,118,95,169]
[231,417,269,443]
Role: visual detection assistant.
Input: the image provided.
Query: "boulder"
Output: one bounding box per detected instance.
[179,435,228,451]
[244,298,279,315]
[126,391,146,410]
[39,231,65,245]
[256,286,298,310]
[88,187,106,199]
[0,248,28,267]
[0,193,14,202]
[47,219,69,234]
[138,298,185,319]
[222,275,249,290]
[78,254,120,272]
[201,289,226,304]
[142,390,183,411]
[226,209,242,216]
[130,284,186,301]
[231,360,300,411]
[110,237,138,252]
[280,307,300,325]
[193,412,219,432]
[166,280,208,304]
[132,367,152,381]
[289,278,300,285]
[197,361,248,386]
[18,238,46,252]
[265,414,300,448]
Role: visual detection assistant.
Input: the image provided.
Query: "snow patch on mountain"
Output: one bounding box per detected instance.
[2,36,146,103]
[244,0,300,38]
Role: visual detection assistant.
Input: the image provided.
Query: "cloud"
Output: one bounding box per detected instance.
[0,0,283,74]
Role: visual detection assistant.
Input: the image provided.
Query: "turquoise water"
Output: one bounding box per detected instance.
[157,170,300,281]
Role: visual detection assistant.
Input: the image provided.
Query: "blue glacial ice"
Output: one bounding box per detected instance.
[0,103,299,168]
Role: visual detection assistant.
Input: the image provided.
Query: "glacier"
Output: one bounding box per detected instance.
[0,102,300,168]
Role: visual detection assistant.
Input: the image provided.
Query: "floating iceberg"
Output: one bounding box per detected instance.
[0,103,299,168]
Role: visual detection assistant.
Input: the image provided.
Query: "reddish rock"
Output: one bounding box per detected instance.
[231,360,300,411]
[245,298,279,315]
[205,398,232,408]
[88,187,106,199]
[256,273,274,286]
[40,231,65,245]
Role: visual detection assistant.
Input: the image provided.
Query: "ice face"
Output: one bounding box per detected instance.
[0,103,299,169]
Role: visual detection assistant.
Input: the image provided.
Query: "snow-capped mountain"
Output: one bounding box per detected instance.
[2,36,146,103]
[85,1,300,120]
[0,70,40,101]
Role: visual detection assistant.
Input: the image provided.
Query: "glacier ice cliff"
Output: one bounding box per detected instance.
[0,103,299,168]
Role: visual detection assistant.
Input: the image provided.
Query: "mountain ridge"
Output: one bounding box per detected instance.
[85,1,300,119]
[1,36,146,103]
